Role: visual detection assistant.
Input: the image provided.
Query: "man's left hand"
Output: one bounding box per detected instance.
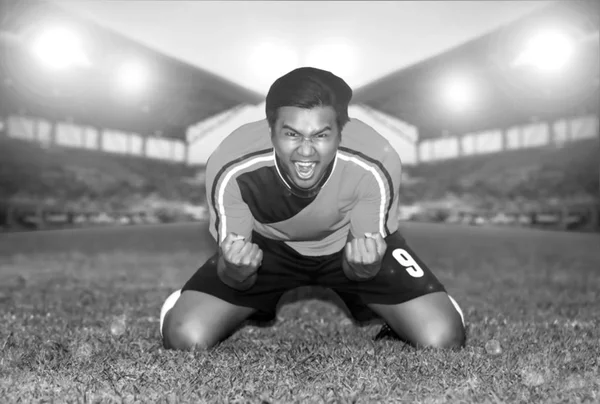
[342,232,387,281]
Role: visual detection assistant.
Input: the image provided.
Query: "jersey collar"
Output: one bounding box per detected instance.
[273,151,338,199]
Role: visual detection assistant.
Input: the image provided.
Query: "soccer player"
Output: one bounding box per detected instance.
[160,67,466,350]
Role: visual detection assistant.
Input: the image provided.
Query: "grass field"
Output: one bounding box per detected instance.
[1,221,599,403]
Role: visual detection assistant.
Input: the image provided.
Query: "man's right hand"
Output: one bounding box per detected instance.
[217,233,263,290]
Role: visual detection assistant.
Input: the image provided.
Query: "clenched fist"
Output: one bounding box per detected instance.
[342,232,387,281]
[217,233,263,290]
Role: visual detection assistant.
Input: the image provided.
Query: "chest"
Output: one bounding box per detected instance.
[270,171,358,237]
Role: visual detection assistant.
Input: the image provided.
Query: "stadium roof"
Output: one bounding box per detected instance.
[0,0,263,142]
[353,0,599,141]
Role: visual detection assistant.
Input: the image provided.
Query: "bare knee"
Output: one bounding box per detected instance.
[415,319,466,349]
[163,316,218,351]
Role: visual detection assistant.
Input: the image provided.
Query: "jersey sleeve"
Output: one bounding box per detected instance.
[206,154,254,245]
[349,146,402,239]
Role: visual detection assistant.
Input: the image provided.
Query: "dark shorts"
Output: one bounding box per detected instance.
[182,230,446,323]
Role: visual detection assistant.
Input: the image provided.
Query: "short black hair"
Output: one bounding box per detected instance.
[265,67,353,130]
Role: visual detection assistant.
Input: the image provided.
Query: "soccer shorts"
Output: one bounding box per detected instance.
[181,230,446,323]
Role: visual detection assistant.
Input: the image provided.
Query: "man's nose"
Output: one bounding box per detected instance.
[297,138,316,156]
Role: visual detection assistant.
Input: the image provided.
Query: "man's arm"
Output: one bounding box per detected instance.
[205,153,254,244]
[210,181,261,290]
[348,149,402,239]
[206,153,260,290]
[343,147,402,280]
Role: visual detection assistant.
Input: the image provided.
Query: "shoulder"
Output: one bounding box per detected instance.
[338,118,401,175]
[206,120,273,174]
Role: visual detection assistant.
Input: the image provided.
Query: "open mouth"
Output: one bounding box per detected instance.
[293,161,317,179]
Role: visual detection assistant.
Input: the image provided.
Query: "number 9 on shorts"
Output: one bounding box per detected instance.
[392,248,425,278]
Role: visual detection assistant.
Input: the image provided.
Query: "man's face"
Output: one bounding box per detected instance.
[271,106,341,189]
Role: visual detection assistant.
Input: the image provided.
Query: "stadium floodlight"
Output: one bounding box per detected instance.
[513,29,574,73]
[442,76,476,112]
[31,26,90,70]
[116,60,150,95]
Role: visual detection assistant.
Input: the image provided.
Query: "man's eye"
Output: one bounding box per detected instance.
[316,133,328,138]
[285,132,298,137]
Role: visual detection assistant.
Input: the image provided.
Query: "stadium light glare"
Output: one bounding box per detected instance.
[31,26,90,70]
[116,60,150,95]
[248,40,299,92]
[442,76,476,112]
[304,39,358,85]
[513,29,574,73]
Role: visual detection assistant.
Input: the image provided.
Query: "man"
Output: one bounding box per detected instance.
[160,67,466,350]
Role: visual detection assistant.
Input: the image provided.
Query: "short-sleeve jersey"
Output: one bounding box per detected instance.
[205,118,402,256]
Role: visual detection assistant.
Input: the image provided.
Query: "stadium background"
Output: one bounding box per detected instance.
[0,0,598,232]
[1,1,600,402]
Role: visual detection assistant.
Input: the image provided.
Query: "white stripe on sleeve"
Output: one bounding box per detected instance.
[337,151,387,237]
[216,154,274,243]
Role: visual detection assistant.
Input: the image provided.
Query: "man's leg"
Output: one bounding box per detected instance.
[327,231,466,349]
[160,233,309,351]
[161,290,256,350]
[366,232,466,348]
[367,292,465,349]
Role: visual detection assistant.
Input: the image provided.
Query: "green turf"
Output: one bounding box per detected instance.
[1,222,599,403]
